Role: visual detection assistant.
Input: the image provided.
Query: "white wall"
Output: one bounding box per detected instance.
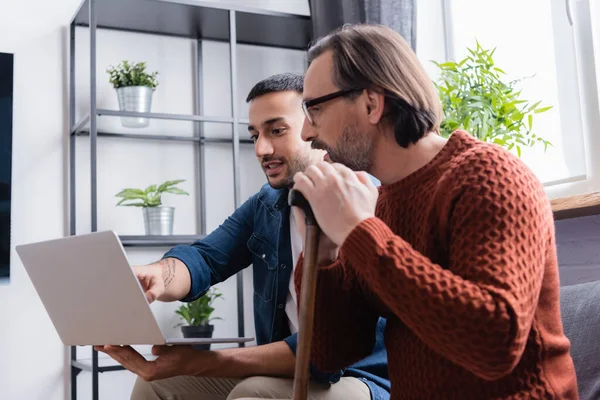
[0,2,86,400]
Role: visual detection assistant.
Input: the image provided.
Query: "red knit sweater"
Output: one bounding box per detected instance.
[295,131,578,399]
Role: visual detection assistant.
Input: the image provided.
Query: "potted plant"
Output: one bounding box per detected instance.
[115,179,188,236]
[106,60,159,128]
[176,288,223,350]
[433,41,552,156]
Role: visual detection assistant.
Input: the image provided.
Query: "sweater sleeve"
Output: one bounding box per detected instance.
[294,255,379,373]
[341,152,553,380]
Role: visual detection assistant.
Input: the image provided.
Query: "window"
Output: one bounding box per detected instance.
[445,0,597,191]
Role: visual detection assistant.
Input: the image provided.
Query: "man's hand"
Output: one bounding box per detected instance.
[293,162,378,246]
[133,264,165,303]
[134,258,190,303]
[95,341,296,380]
[94,345,213,381]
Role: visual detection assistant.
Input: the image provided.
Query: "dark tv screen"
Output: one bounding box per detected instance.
[0,53,13,279]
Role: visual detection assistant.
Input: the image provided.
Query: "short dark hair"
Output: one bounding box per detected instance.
[246,73,304,102]
[307,24,442,148]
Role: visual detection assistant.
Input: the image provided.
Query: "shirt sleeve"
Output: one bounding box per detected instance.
[163,194,255,302]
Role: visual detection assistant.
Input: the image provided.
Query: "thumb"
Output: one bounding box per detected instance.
[145,275,163,303]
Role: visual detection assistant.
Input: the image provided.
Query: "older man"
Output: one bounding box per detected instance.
[291,24,578,399]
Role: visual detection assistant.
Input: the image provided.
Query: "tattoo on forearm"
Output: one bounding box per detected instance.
[164,259,176,288]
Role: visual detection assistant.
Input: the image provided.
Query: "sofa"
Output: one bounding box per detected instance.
[560,279,600,400]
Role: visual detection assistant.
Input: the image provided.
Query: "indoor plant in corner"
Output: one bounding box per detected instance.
[433,41,552,156]
[115,179,188,236]
[106,60,159,128]
[176,288,223,350]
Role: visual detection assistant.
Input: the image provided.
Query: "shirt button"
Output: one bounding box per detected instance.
[278,304,284,309]
[274,204,279,209]
[262,254,266,258]
[281,263,286,269]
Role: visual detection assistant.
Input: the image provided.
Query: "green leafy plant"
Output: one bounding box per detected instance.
[176,288,223,327]
[106,60,159,89]
[115,179,189,208]
[433,41,552,156]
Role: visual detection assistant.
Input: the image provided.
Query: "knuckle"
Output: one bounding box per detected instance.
[317,162,331,173]
[306,164,319,174]
[323,170,334,179]
[294,177,308,190]
[331,174,343,188]
[141,371,155,382]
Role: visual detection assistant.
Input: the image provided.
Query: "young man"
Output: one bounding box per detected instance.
[96,73,390,400]
[291,25,579,399]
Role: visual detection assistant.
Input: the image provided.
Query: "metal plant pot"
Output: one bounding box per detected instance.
[116,86,153,128]
[182,324,214,351]
[143,206,174,236]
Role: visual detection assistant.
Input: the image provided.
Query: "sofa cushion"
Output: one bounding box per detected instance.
[560,279,600,400]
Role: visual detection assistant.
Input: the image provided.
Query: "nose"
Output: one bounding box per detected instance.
[255,135,274,158]
[301,118,316,143]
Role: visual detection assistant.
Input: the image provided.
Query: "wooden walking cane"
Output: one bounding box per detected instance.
[288,189,321,400]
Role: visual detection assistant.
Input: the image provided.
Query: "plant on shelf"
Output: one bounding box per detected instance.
[115,179,189,236]
[175,287,224,350]
[433,41,552,157]
[106,60,159,128]
[107,60,159,89]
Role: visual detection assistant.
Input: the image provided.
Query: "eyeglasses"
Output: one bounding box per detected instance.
[302,88,363,125]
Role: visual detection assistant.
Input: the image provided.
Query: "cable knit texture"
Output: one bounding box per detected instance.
[294,131,578,399]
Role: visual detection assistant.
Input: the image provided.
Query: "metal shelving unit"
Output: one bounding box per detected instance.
[67,0,312,399]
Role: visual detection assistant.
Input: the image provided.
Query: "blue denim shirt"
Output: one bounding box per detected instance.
[164,184,390,400]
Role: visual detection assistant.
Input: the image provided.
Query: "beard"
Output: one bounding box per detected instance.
[263,152,313,189]
[312,124,373,171]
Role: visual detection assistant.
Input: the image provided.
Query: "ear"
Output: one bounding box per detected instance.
[363,88,385,125]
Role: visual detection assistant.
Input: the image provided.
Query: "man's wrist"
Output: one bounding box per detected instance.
[192,342,295,378]
[337,215,372,246]
[188,350,227,377]
[160,258,176,288]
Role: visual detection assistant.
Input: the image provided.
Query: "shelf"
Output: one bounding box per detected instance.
[68,0,302,397]
[71,110,234,135]
[120,234,206,247]
[552,192,600,220]
[98,109,234,123]
[70,110,255,144]
[74,130,254,144]
[71,0,312,50]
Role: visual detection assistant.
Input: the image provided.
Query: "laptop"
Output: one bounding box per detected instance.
[15,230,254,346]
